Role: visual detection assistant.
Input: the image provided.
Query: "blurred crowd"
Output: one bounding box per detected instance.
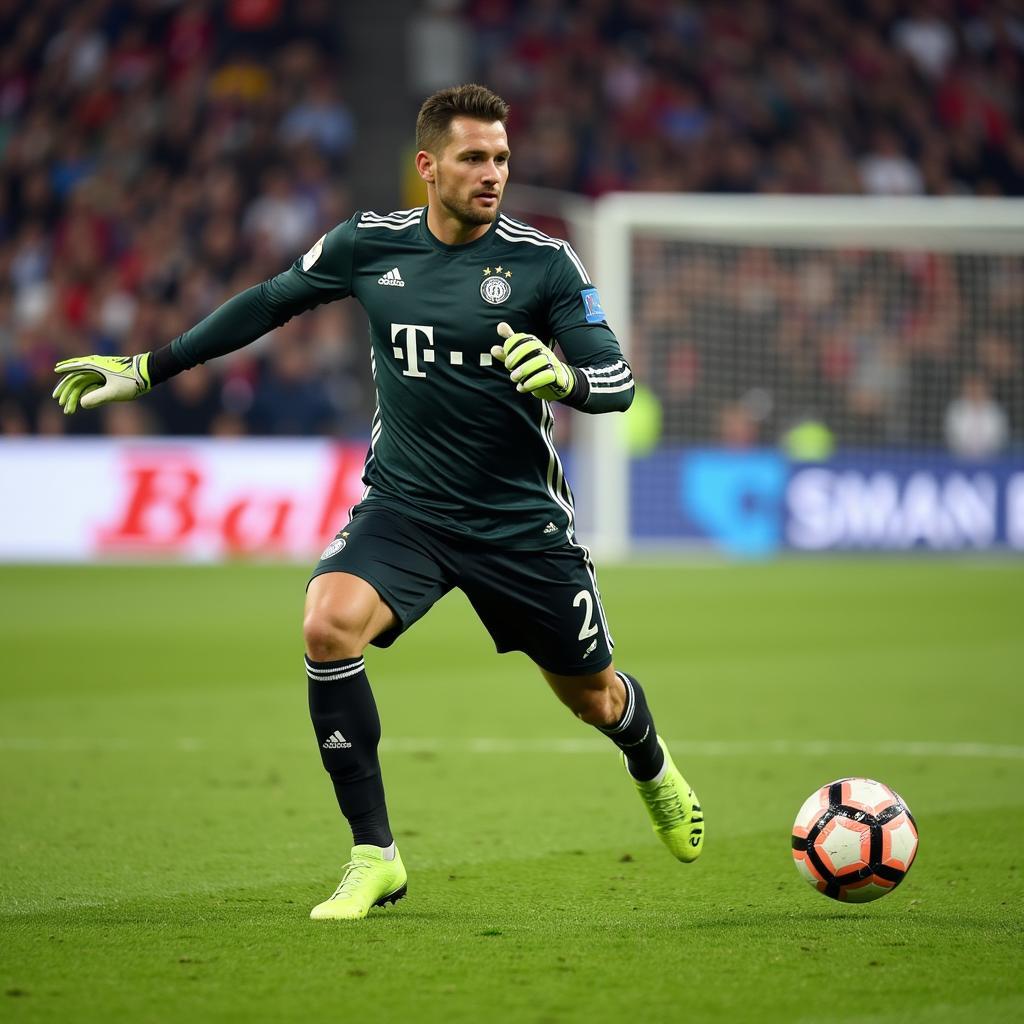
[474,0,1024,198]
[1,0,1022,455]
[0,0,366,438]
[632,244,1023,454]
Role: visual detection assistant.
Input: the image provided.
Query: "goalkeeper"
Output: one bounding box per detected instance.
[54,83,704,920]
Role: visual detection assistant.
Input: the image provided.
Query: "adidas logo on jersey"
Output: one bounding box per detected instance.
[377,268,405,287]
[543,522,559,535]
[322,730,352,749]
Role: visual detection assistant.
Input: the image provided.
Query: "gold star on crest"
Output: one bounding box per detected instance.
[504,269,512,278]
[495,265,503,274]
[483,267,492,275]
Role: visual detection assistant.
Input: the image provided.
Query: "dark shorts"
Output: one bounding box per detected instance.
[308,507,614,675]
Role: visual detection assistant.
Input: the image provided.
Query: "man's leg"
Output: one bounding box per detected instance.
[542,665,704,862]
[301,509,454,919]
[542,665,664,780]
[304,571,398,846]
[459,543,704,862]
[303,571,406,919]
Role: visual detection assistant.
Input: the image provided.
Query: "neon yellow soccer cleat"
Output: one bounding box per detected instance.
[627,737,704,862]
[309,845,407,920]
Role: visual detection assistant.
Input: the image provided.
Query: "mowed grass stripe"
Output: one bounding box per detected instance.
[3,736,1024,759]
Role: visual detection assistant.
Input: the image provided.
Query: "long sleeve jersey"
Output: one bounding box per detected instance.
[157,208,635,548]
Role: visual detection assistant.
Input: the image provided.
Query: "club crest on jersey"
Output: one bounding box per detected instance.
[480,265,512,305]
[320,536,347,560]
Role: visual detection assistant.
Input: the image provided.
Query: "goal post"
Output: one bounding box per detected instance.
[574,194,1024,559]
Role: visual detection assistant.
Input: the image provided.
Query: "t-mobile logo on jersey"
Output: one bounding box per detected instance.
[390,323,496,378]
[391,324,435,378]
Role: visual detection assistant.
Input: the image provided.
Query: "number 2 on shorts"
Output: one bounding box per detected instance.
[573,589,599,641]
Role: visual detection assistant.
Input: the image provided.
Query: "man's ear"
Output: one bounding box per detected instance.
[415,150,435,184]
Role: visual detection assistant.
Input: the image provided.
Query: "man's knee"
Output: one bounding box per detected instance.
[303,572,396,662]
[303,605,367,661]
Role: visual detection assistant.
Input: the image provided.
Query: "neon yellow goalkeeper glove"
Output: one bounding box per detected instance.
[491,322,575,401]
[52,354,152,415]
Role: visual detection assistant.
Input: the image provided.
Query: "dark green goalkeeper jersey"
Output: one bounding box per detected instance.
[164,208,635,549]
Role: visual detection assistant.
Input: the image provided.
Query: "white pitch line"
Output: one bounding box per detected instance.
[0,737,1022,759]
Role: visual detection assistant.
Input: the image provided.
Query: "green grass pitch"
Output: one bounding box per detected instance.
[2,560,1022,1023]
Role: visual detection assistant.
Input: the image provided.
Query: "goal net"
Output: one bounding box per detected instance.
[507,192,1024,559]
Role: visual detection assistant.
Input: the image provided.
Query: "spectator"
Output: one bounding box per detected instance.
[893,4,957,80]
[945,374,1009,459]
[407,0,473,93]
[151,364,228,436]
[247,330,335,436]
[278,75,355,158]
[242,167,319,259]
[858,130,925,195]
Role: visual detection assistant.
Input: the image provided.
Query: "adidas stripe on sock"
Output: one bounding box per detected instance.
[598,672,665,782]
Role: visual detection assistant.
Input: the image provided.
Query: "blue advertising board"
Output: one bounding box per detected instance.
[630,449,1024,555]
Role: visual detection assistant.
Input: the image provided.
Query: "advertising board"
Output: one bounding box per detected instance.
[633,449,1024,555]
[0,439,367,562]
[2,440,1021,560]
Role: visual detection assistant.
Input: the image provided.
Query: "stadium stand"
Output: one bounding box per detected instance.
[1,0,1022,444]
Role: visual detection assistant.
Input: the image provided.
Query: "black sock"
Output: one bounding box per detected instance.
[306,654,393,848]
[597,671,665,782]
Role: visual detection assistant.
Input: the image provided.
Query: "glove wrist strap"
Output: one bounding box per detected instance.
[557,366,592,411]
[135,353,152,392]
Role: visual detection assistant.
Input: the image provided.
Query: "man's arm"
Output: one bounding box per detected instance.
[546,325,635,414]
[490,240,635,414]
[53,221,356,413]
[490,322,635,414]
[148,265,343,383]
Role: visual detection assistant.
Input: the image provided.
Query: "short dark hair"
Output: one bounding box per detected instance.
[415,83,509,154]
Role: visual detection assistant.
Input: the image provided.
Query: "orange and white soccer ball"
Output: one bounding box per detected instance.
[791,777,919,903]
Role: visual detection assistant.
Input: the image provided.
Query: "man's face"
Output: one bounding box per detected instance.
[427,117,510,227]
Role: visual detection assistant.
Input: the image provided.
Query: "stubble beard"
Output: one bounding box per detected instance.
[436,177,500,228]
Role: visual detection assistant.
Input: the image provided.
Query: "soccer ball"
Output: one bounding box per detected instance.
[791,777,918,903]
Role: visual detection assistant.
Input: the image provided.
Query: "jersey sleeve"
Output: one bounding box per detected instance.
[162,216,358,374]
[543,244,635,414]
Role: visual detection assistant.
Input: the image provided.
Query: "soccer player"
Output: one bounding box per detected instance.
[52,84,704,920]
